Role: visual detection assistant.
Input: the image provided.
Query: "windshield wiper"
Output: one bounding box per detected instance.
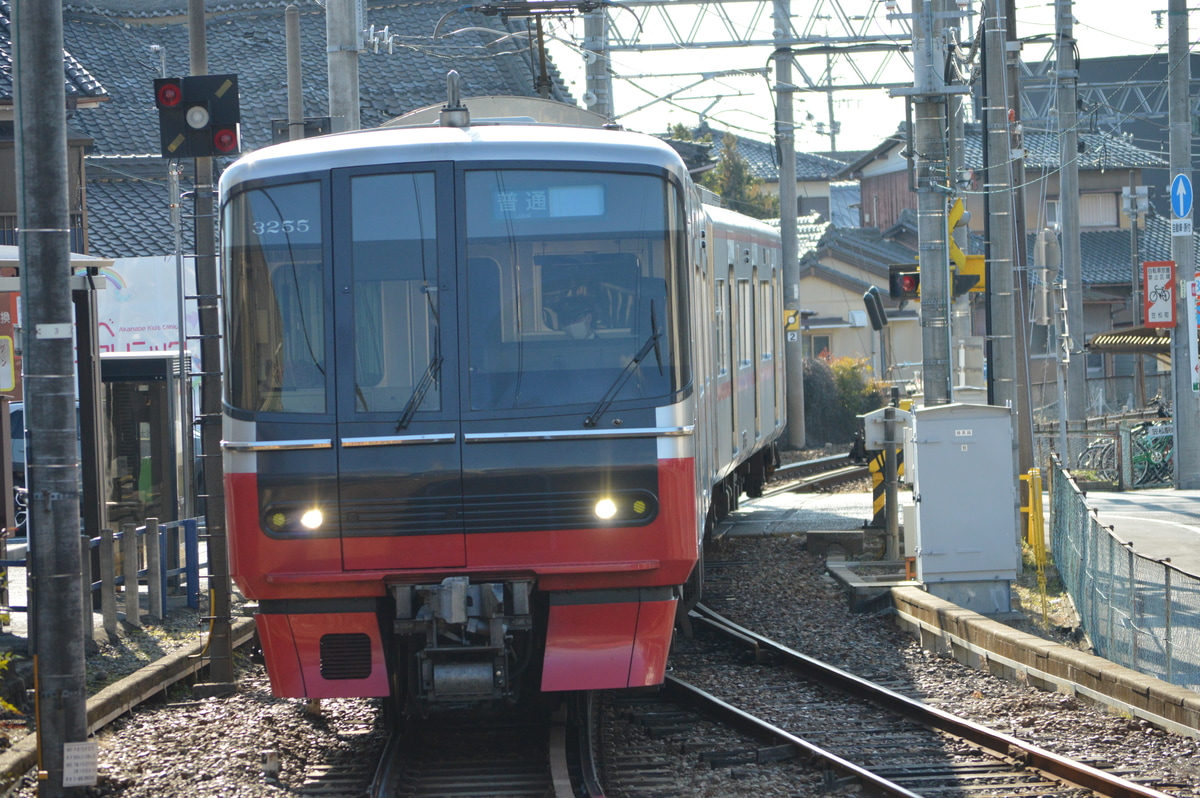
[396,355,443,431]
[584,322,662,428]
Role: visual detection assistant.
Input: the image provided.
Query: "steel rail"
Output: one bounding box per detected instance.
[692,604,1176,798]
[764,452,869,495]
[661,675,924,797]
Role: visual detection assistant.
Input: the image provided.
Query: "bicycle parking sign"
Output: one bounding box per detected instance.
[1143,260,1175,328]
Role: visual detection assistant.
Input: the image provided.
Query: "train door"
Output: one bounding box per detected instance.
[735,275,752,454]
[750,264,761,443]
[332,164,466,570]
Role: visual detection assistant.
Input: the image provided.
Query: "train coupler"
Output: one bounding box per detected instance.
[390,577,534,705]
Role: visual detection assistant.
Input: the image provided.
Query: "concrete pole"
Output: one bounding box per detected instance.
[1128,172,1147,409]
[287,5,306,141]
[937,0,970,395]
[775,0,805,447]
[12,0,90,792]
[188,0,236,694]
[327,0,361,132]
[983,3,1018,415]
[913,0,951,405]
[1004,0,1034,475]
[1168,0,1200,488]
[584,11,613,121]
[1056,0,1086,422]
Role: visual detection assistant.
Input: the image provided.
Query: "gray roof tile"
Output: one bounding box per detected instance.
[0,0,109,103]
[57,1,574,257]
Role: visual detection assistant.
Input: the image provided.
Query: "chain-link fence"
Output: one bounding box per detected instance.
[1050,455,1200,690]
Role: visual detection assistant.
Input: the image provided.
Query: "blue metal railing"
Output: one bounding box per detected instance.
[0,516,203,619]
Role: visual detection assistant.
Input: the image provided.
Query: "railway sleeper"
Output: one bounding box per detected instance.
[391,577,534,709]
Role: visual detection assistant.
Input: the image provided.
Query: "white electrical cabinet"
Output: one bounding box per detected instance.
[912,403,1019,614]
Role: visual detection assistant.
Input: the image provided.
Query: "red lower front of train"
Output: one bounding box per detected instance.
[226,456,697,705]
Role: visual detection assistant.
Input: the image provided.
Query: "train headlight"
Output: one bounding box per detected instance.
[300,509,324,530]
[594,498,618,520]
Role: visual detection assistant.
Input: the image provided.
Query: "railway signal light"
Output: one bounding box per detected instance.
[889,264,920,300]
[863,285,888,331]
[154,74,241,159]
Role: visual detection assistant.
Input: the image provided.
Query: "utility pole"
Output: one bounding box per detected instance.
[1003,0,1034,475]
[982,2,1019,418]
[1125,174,1148,409]
[1168,0,1200,489]
[911,0,951,404]
[287,5,306,141]
[13,0,90,793]
[188,0,236,696]
[937,0,971,396]
[775,0,804,447]
[327,0,361,132]
[583,10,613,120]
[1056,0,1086,424]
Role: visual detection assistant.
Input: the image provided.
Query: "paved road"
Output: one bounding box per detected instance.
[1080,489,1200,578]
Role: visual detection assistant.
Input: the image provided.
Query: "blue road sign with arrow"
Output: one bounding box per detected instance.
[1172,173,1193,218]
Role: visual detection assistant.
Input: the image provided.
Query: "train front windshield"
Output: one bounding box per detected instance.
[463,169,687,412]
[223,165,688,419]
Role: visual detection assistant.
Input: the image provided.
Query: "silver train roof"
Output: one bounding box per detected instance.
[219,120,692,197]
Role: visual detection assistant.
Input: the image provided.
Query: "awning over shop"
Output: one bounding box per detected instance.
[1085,325,1171,355]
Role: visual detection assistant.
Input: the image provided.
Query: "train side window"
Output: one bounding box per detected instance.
[714,278,727,376]
[736,278,752,368]
[759,281,773,362]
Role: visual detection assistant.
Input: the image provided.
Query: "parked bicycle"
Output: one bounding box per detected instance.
[1073,396,1173,488]
[1076,436,1119,482]
[1130,420,1174,486]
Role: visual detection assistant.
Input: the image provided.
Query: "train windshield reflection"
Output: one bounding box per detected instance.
[464,169,683,412]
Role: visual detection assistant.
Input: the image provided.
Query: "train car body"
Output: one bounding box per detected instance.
[219,105,783,711]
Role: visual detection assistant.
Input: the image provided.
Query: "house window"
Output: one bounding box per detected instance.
[806,334,831,360]
[1045,199,1059,229]
[1080,193,1118,228]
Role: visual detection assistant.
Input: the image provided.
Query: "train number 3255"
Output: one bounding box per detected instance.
[253,219,311,235]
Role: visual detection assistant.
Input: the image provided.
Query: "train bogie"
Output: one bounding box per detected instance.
[220,98,783,712]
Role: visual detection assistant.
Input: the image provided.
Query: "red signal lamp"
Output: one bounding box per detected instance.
[155,79,183,109]
[888,264,921,300]
[212,126,239,154]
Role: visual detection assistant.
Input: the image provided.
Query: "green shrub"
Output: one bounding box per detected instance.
[802,355,885,445]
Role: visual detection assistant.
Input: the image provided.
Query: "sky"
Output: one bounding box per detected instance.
[543,1,1182,155]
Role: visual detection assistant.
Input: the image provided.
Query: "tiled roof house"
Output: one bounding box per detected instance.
[840,122,1181,414]
[49,0,574,257]
[682,124,860,223]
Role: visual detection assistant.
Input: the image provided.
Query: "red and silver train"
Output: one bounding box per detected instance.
[219,96,784,713]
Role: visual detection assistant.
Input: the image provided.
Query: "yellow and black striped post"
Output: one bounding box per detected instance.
[868,448,904,528]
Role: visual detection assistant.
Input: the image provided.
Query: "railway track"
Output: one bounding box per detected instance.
[669,603,1179,798]
[358,698,603,798]
[767,452,869,495]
